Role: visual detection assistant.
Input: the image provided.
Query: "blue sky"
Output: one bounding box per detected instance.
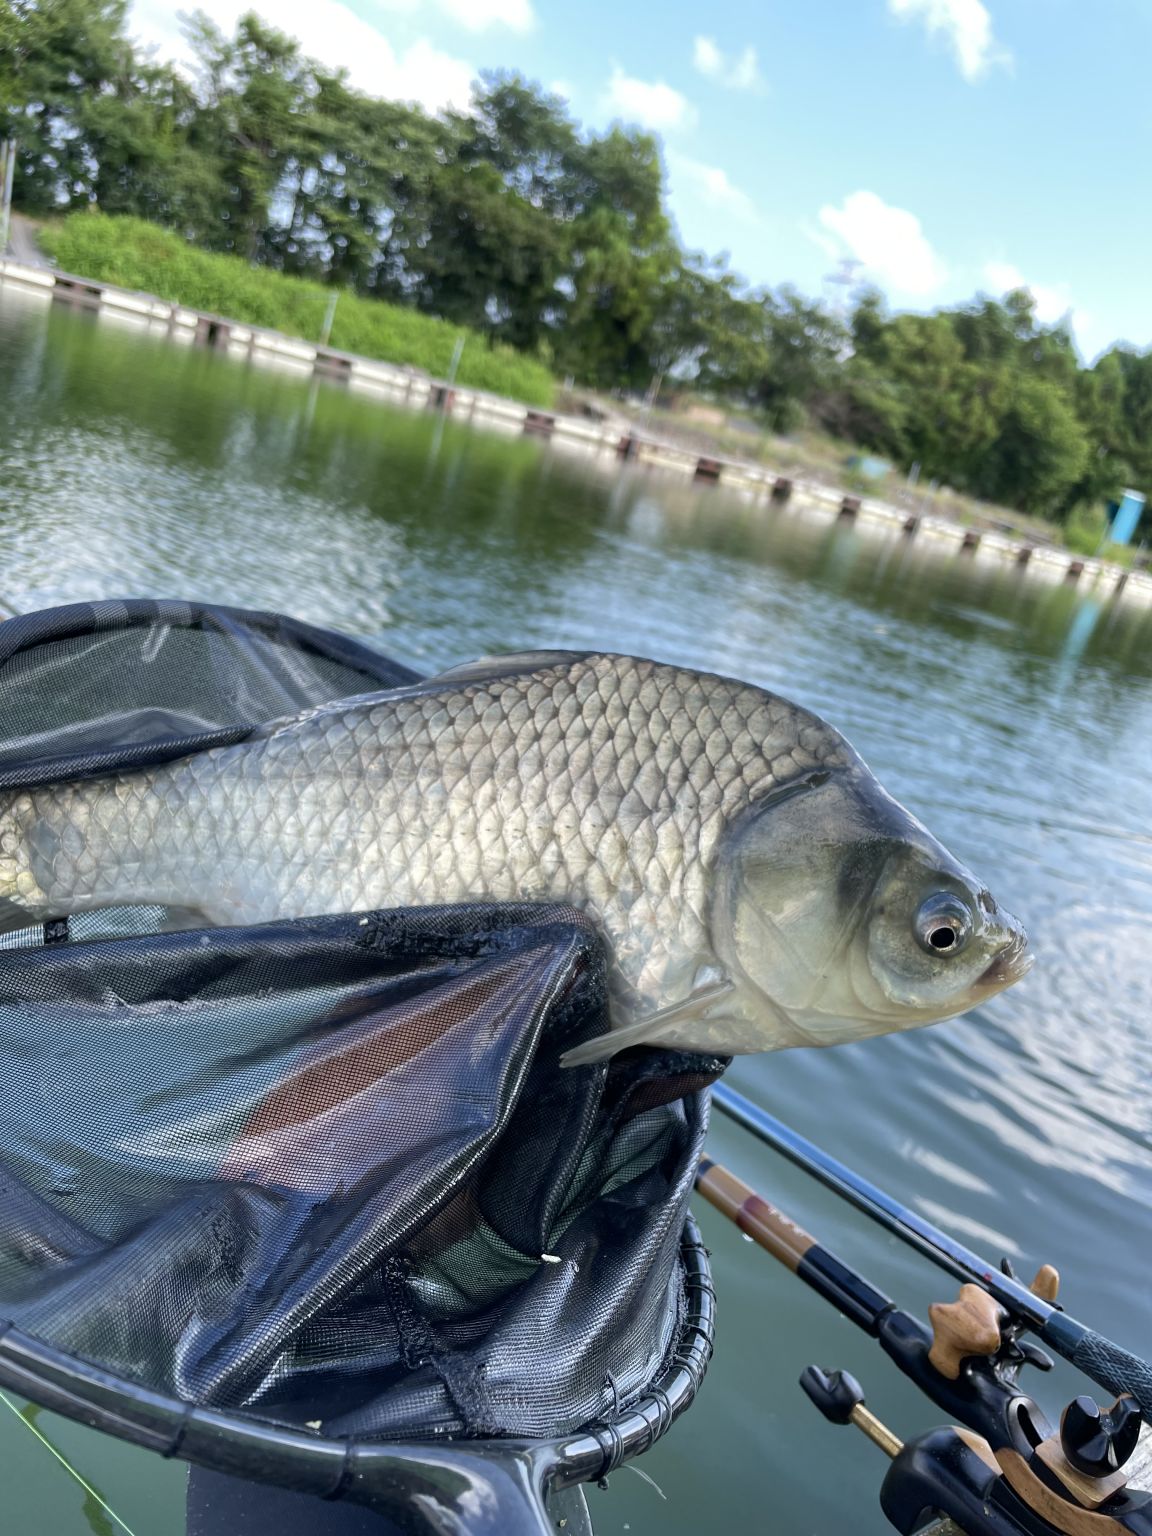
[128,0,1152,362]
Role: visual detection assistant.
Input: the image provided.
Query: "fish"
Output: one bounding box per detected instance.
[0,650,1031,1063]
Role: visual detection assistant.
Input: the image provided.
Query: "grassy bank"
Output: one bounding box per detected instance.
[38,215,556,407]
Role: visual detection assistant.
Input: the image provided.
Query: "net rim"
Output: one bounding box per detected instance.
[0,1215,713,1502]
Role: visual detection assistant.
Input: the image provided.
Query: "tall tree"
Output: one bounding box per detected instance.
[0,0,129,210]
[181,11,313,258]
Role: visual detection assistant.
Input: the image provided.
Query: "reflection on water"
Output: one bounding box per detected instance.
[2,284,1152,1535]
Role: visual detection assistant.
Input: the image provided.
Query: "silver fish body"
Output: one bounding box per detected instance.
[0,652,1031,1059]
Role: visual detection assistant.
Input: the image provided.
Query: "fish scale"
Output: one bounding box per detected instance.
[0,653,849,1015]
[0,649,1037,1060]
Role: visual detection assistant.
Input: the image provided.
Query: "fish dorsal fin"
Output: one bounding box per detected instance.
[431,652,591,688]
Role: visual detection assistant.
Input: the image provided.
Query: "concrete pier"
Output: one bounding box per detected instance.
[2,253,1149,608]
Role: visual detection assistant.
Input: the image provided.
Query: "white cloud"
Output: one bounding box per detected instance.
[888,0,1011,82]
[668,153,759,222]
[392,38,476,112]
[438,0,534,32]
[692,37,724,77]
[129,0,476,112]
[603,67,696,131]
[983,261,1072,325]
[691,35,763,91]
[1069,311,1110,364]
[817,190,947,296]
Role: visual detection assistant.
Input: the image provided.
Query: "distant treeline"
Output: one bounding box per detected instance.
[4,0,1152,526]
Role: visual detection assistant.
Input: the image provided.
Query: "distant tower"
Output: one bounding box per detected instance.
[823,257,863,321]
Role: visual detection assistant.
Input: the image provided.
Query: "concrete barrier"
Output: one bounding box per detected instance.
[2,253,1148,605]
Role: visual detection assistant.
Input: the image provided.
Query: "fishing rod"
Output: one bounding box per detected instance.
[709,1080,1152,1419]
[695,1101,1152,1536]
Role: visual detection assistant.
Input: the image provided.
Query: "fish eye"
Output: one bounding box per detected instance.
[913,894,973,957]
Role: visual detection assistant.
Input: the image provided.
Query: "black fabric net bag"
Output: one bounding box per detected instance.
[0,602,717,1533]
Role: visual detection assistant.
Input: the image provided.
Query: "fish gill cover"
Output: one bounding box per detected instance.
[0,601,719,1445]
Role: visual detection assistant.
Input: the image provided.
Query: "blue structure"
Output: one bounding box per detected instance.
[1108,488,1145,546]
[846,453,891,481]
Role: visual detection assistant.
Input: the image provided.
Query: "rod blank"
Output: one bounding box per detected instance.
[708,1081,1152,1416]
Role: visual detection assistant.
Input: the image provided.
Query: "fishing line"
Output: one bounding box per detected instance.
[0,1388,138,1536]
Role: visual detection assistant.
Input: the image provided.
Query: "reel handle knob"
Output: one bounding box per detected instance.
[928,1284,1004,1380]
[1030,1264,1060,1304]
[1060,1394,1143,1477]
[799,1366,903,1458]
[799,1365,864,1426]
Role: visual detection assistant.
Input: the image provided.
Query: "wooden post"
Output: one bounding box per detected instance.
[314,350,352,381]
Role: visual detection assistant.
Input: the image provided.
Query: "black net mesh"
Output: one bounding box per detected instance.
[0,599,418,790]
[0,602,719,1454]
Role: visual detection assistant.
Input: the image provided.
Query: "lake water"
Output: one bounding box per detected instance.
[1,282,1151,1536]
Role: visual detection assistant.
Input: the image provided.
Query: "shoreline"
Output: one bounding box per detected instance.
[3,251,1149,609]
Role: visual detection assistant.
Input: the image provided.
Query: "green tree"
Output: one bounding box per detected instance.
[181,11,314,258]
[745,287,846,431]
[401,158,565,347]
[969,373,1090,512]
[0,0,129,210]
[555,127,675,387]
[83,59,220,229]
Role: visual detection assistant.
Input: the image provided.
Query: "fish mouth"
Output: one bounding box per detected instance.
[977,929,1034,991]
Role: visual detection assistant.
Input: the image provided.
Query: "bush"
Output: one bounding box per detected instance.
[1062,503,1108,556]
[39,214,555,407]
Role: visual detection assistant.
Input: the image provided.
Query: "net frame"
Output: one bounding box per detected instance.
[0,1217,712,1533]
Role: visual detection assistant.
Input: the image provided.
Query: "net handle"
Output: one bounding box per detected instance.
[0,1322,559,1533]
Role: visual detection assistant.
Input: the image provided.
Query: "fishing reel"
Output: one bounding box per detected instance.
[801,1264,1152,1536]
[698,1088,1152,1536]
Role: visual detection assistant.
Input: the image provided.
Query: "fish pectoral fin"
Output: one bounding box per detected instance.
[560,981,736,1067]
